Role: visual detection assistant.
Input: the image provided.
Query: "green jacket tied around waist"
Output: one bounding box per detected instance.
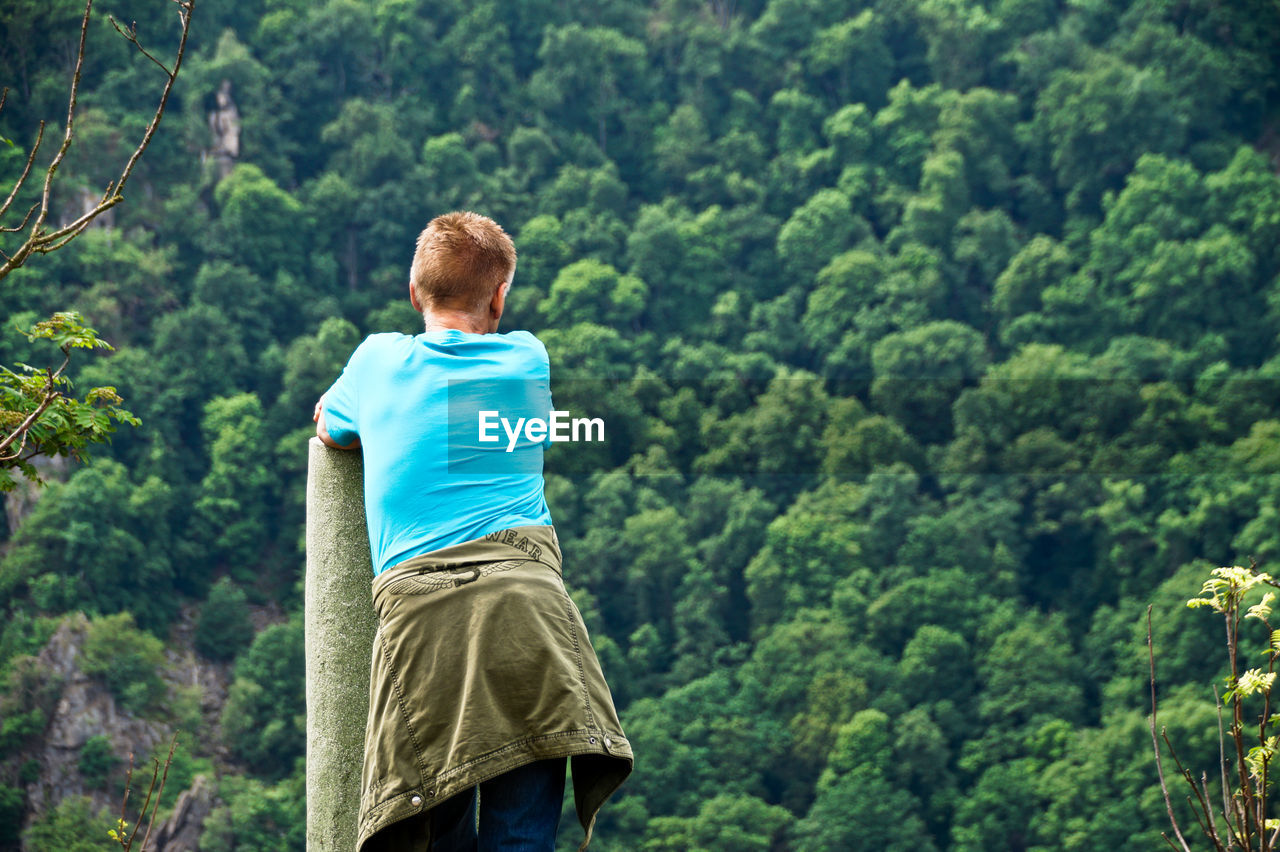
[357,524,633,852]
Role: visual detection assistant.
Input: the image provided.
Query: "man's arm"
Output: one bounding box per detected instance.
[314,397,361,450]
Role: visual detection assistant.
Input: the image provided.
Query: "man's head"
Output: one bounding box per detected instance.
[409,212,517,321]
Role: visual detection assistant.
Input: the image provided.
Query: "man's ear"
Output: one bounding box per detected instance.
[490,279,509,320]
[409,283,423,313]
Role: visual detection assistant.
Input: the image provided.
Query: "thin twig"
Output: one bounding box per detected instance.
[0,121,43,221]
[118,752,135,834]
[34,0,94,236]
[1218,686,1235,839]
[1165,728,1233,851]
[109,0,193,200]
[108,17,172,75]
[1150,605,1198,851]
[0,202,39,234]
[138,735,177,852]
[1203,770,1220,841]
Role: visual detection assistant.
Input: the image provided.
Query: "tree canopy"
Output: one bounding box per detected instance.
[2,0,1279,848]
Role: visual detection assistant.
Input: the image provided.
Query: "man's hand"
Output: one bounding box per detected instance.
[314,396,361,450]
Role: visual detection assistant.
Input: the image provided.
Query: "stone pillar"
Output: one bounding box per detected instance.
[305,437,375,852]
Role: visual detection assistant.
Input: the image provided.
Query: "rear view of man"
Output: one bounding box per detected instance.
[315,211,632,852]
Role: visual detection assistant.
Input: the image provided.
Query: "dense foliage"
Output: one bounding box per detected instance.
[2,0,1280,849]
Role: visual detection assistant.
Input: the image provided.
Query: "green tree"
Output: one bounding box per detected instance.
[22,794,108,852]
[743,481,864,630]
[78,734,119,790]
[804,11,892,108]
[194,393,274,583]
[0,460,177,629]
[81,612,167,716]
[542,258,647,328]
[212,164,306,278]
[195,577,253,662]
[642,793,793,851]
[776,189,869,284]
[870,320,988,445]
[198,771,306,852]
[529,24,648,156]
[220,615,304,779]
[1033,55,1187,212]
[794,758,937,851]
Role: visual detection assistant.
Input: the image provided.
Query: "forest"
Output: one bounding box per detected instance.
[2,0,1280,849]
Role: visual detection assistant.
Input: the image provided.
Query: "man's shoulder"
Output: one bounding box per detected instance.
[364,331,414,348]
[350,331,413,361]
[499,329,542,345]
[499,330,549,360]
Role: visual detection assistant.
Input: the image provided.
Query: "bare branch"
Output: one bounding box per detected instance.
[1217,686,1234,836]
[35,190,123,247]
[0,121,43,221]
[38,213,111,253]
[1202,771,1220,841]
[118,752,135,835]
[1180,786,1217,848]
[0,202,39,234]
[138,735,177,852]
[112,0,193,200]
[1150,605,1198,852]
[0,0,195,284]
[109,16,172,76]
[1165,728,1236,851]
[34,0,95,239]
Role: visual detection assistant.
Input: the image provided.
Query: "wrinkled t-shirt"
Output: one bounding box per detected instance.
[321,329,554,574]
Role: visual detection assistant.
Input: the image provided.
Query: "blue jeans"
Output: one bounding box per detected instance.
[429,757,566,852]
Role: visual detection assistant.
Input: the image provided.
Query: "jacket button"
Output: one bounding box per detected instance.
[411,795,422,807]
[603,737,612,748]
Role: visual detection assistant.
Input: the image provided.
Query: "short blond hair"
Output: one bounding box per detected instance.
[410,211,517,312]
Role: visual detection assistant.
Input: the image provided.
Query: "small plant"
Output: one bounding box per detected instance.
[1149,560,1280,851]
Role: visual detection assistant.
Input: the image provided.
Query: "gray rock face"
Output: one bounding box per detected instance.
[150,774,216,852]
[18,611,231,850]
[25,615,168,824]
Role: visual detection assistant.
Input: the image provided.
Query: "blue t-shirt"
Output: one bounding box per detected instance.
[322,329,554,575]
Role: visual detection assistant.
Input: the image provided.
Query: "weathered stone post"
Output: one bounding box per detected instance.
[305,437,375,852]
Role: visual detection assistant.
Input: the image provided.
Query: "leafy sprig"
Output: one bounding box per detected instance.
[0,311,139,491]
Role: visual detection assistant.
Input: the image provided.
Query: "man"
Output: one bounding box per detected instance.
[315,211,631,852]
